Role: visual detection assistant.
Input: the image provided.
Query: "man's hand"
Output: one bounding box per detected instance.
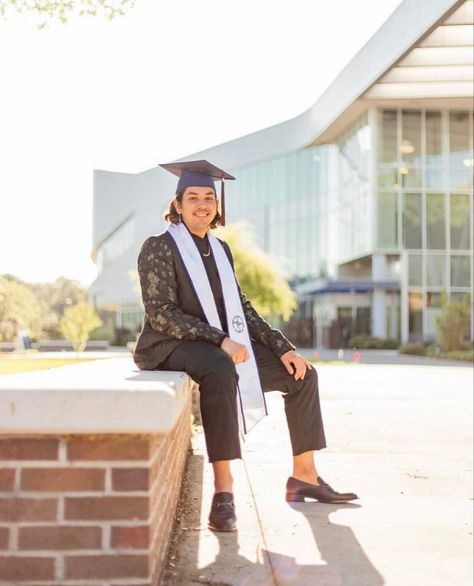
[280,350,313,380]
[220,337,250,364]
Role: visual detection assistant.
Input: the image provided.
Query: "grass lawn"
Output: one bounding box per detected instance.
[0,358,103,376]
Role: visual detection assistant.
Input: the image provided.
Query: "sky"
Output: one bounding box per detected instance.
[0,0,403,288]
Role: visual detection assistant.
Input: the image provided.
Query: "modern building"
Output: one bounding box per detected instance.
[90,0,473,347]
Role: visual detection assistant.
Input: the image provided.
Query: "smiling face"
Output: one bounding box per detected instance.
[173,186,218,237]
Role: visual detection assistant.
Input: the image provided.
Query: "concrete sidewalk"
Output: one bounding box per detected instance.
[162,363,473,586]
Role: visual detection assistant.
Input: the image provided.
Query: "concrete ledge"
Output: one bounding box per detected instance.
[0,357,194,434]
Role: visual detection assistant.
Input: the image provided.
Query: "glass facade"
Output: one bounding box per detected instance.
[224,106,473,344]
[225,145,335,283]
[376,107,473,341]
[334,113,372,262]
[225,113,372,284]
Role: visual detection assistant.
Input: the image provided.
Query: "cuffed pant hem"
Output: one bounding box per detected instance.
[208,453,242,463]
[292,443,327,457]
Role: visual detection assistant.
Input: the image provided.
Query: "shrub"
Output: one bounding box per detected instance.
[435,291,471,352]
[348,335,399,349]
[398,343,427,355]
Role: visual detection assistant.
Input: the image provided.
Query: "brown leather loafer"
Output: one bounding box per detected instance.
[208,491,237,532]
[286,476,359,503]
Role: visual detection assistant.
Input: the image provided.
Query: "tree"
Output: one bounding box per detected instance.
[0,0,137,29]
[0,276,42,342]
[58,300,103,352]
[214,221,297,321]
[435,291,471,352]
[130,221,297,322]
[28,277,88,339]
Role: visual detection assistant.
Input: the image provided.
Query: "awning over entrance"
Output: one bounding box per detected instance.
[296,279,400,295]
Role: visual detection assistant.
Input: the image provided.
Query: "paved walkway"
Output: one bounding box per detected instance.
[162,362,473,586]
[3,347,471,367]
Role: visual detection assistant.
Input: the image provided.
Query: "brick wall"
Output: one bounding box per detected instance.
[0,388,192,585]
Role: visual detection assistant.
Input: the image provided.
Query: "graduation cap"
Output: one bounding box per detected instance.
[159,159,235,226]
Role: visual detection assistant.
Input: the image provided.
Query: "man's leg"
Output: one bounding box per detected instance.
[158,340,241,492]
[252,341,327,484]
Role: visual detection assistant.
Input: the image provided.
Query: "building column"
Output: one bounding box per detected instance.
[400,251,409,344]
[372,254,387,338]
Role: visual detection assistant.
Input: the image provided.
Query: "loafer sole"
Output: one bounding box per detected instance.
[208,521,238,532]
[286,492,358,503]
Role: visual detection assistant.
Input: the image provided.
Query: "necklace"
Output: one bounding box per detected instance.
[202,244,211,257]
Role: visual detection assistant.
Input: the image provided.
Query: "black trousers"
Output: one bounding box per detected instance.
[158,340,327,462]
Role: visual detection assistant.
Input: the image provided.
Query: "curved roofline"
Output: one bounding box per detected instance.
[172,0,462,171]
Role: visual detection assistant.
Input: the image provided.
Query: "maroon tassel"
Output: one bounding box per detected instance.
[220,178,226,226]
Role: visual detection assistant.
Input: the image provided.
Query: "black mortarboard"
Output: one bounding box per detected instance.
[159,159,235,225]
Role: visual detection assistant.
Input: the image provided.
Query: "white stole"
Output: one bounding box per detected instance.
[167,222,267,437]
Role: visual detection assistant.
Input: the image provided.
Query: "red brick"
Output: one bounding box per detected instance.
[19,526,102,550]
[67,437,150,461]
[21,467,105,491]
[0,438,58,460]
[65,496,148,521]
[0,468,15,490]
[0,527,9,549]
[0,498,57,522]
[112,468,149,491]
[64,554,149,579]
[0,556,55,580]
[111,525,150,549]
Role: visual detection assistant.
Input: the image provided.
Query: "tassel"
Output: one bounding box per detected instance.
[220,177,226,226]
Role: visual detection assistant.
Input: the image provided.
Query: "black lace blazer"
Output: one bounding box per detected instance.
[133,230,296,370]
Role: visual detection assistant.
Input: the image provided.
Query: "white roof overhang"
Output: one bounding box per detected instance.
[170,0,470,169]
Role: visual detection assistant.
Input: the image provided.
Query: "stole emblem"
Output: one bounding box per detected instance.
[232,315,245,333]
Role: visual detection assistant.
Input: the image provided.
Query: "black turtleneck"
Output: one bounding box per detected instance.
[185,225,229,334]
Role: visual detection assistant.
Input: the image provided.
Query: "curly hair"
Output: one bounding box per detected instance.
[164,189,222,229]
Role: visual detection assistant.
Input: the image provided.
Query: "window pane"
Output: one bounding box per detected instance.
[400,167,421,189]
[401,110,422,165]
[425,111,442,166]
[379,109,397,163]
[403,193,422,249]
[426,254,446,287]
[450,193,471,250]
[426,168,445,190]
[425,291,443,339]
[378,165,398,189]
[408,292,423,341]
[450,292,472,340]
[378,192,398,248]
[450,255,471,287]
[408,253,422,286]
[449,111,470,167]
[426,193,446,249]
[427,292,442,307]
[449,168,471,191]
[451,292,472,305]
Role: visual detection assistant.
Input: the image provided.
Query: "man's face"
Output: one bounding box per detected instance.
[173,186,218,233]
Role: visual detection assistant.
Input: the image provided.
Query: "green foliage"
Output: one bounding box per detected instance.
[28,277,88,340]
[0,0,137,29]
[88,309,117,343]
[58,300,103,352]
[432,349,473,362]
[398,343,427,355]
[213,222,297,321]
[0,276,42,342]
[435,291,471,352]
[347,334,399,349]
[398,341,473,363]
